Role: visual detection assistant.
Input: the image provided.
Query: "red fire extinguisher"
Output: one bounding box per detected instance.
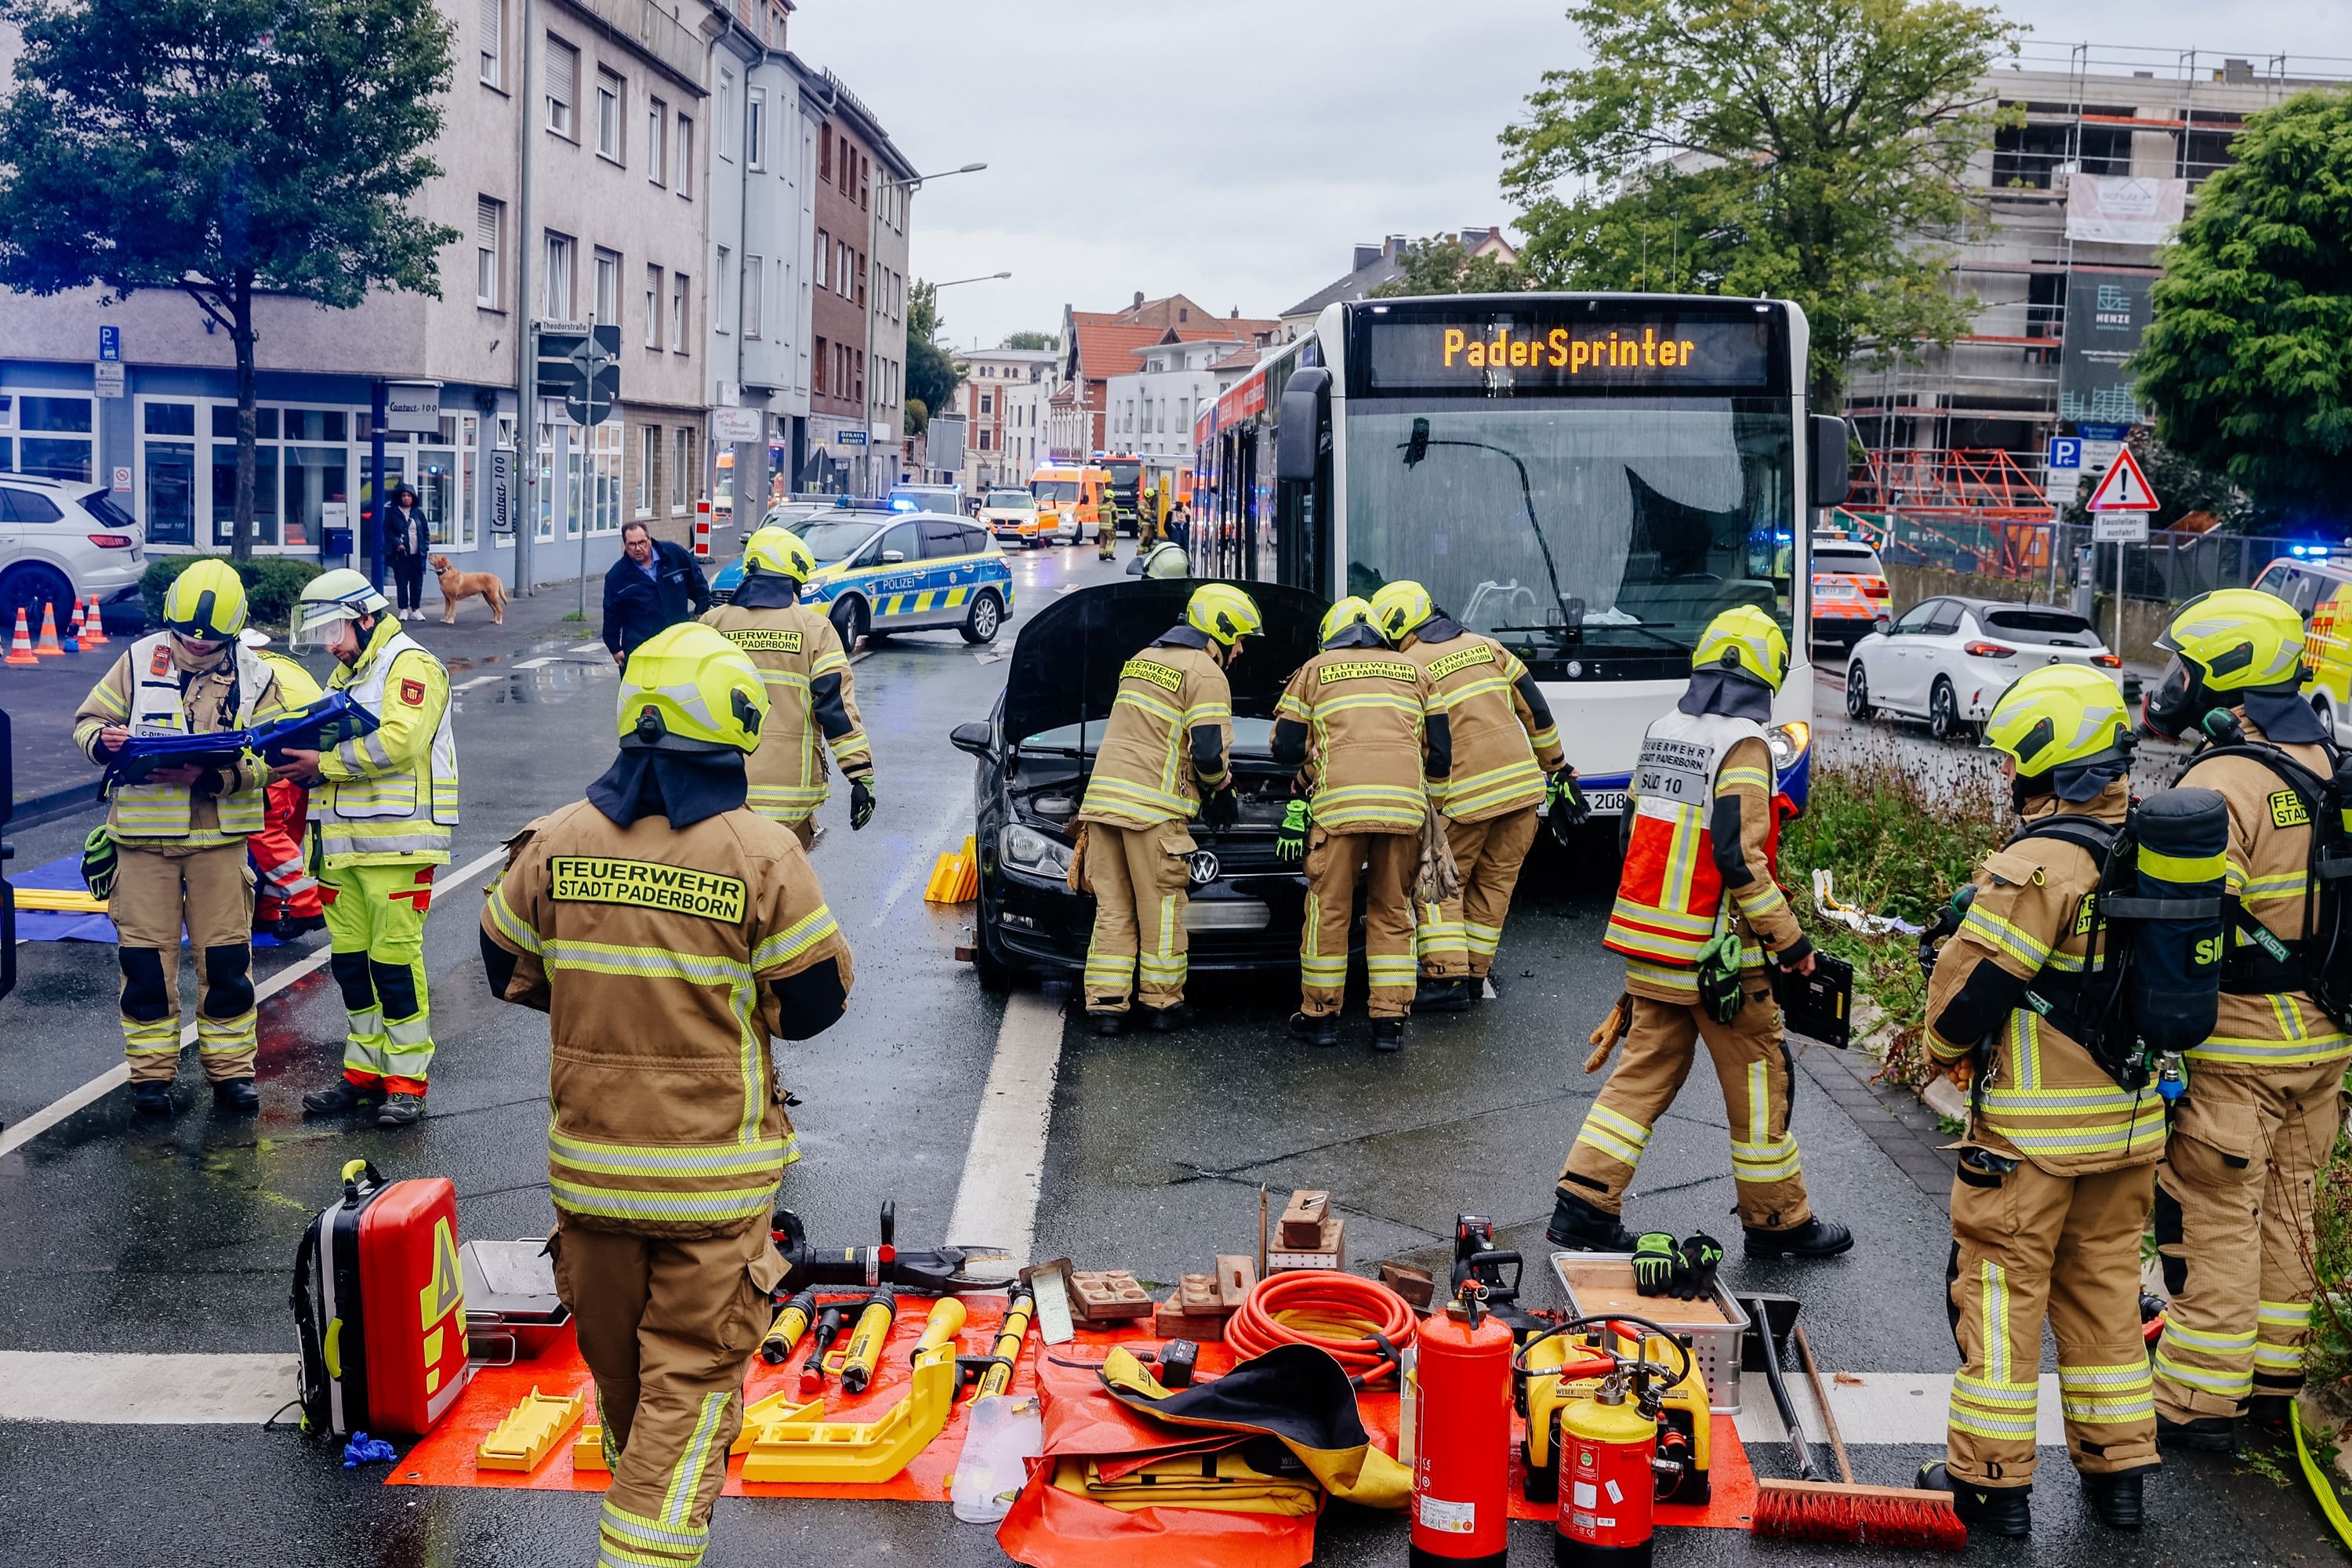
[1523,1315,1696,1568]
[1410,1283,1512,1568]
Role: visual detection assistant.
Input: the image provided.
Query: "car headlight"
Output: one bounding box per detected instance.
[1766,720,1811,771]
[1001,823,1072,881]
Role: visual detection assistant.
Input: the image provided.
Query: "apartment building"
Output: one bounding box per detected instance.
[803,71,916,494]
[949,347,1058,492]
[1103,332,1254,483]
[1058,293,1278,456]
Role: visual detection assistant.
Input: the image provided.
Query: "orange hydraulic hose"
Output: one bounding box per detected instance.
[1225,1269,1418,1384]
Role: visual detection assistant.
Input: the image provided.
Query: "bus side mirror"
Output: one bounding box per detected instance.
[1809,415,1854,508]
[1275,368,1331,484]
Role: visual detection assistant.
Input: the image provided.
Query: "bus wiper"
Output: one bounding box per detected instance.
[1402,419,1576,633]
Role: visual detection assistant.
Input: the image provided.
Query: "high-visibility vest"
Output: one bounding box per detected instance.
[1602,709,1769,967]
[112,633,270,840]
[314,630,459,860]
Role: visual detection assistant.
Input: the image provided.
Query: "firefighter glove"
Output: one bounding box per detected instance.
[1548,770,1590,827]
[81,825,119,901]
[1275,798,1311,861]
[1675,1234,1724,1301]
[1202,781,1240,830]
[1632,1232,1679,1297]
[849,776,876,831]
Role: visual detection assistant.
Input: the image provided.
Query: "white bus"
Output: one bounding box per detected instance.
[1190,293,1852,811]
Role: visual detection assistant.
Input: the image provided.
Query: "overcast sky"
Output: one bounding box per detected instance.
[786,2,2352,351]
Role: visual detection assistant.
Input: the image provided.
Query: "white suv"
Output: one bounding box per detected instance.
[0,475,147,637]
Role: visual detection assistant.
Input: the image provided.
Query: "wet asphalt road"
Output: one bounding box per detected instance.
[1,570,2339,1566]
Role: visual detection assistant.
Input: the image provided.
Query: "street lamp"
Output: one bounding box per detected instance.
[934,271,1013,289]
[865,162,989,494]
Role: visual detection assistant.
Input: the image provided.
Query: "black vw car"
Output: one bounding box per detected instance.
[951,577,1330,991]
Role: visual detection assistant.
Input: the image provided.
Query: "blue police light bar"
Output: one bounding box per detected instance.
[890,498,915,510]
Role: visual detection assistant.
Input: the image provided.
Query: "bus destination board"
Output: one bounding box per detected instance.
[1352,305,1779,395]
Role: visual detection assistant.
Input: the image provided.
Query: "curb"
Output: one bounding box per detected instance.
[7,779,97,831]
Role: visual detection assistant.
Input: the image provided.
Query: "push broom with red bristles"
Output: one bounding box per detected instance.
[1744,1301,1966,1552]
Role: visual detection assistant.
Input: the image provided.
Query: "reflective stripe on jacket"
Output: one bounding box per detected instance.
[314,620,458,864]
[481,798,854,1238]
[1274,648,1436,833]
[1077,635,1232,830]
[1397,627,1562,822]
[701,603,871,824]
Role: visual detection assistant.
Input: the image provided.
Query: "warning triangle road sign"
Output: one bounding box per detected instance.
[2087,447,2161,511]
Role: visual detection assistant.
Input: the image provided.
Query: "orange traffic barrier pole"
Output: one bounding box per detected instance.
[4,608,37,666]
[83,595,110,644]
[32,601,66,657]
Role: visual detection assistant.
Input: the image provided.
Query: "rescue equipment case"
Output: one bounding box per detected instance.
[460,1239,572,1363]
[291,1159,473,1438]
[1774,950,1853,1050]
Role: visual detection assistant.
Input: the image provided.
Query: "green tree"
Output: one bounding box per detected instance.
[1000,330,1058,350]
[0,0,458,558]
[905,279,967,418]
[2135,90,2352,529]
[903,395,929,435]
[1501,0,2020,408]
[1367,233,1527,298]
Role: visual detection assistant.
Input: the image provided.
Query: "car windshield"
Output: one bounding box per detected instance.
[1982,608,2102,646]
[1343,397,1796,681]
[1025,715,1276,752]
[1813,546,1883,576]
[987,490,1034,509]
[1033,480,1080,503]
[797,519,880,563]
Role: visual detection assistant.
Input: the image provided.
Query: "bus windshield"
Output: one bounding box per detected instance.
[1032,479,1080,503]
[1342,397,1795,680]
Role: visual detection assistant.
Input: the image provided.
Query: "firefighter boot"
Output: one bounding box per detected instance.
[1288,1011,1338,1048]
[378,1093,426,1128]
[131,1080,175,1117]
[1547,1189,1639,1252]
[2246,1396,2295,1437]
[211,1079,260,1115]
[1089,1011,1127,1038]
[1920,1464,2030,1537]
[2079,1468,2149,1530]
[1144,1003,1193,1033]
[1372,1018,1406,1053]
[303,1081,381,1116]
[1743,1216,1854,1259]
[2157,1413,2238,1453]
[1413,978,1472,1014]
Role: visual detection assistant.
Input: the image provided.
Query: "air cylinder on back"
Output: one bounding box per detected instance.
[2125,786,2228,1056]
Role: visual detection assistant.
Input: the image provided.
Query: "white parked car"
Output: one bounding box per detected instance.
[1845,596,2134,742]
[0,474,147,637]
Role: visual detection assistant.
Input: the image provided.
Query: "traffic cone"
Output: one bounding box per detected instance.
[82,595,109,645]
[4,608,36,666]
[32,602,65,657]
[66,598,86,646]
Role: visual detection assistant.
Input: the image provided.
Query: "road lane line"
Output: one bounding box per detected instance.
[510,656,556,669]
[570,640,607,655]
[0,844,508,1157]
[0,1352,297,1424]
[455,674,501,691]
[944,990,1065,1265]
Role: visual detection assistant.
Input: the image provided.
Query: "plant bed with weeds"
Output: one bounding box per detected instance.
[1780,756,2007,1087]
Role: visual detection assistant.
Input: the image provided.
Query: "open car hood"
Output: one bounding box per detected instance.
[1000,578,1328,744]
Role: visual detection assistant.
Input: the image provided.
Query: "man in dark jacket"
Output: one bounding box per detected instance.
[602,521,712,667]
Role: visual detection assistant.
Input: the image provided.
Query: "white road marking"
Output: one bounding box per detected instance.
[0,1352,297,1424]
[510,656,555,670]
[0,844,508,1158]
[570,640,606,655]
[455,674,501,691]
[865,800,967,927]
[944,989,1065,1266]
[1733,1371,2068,1446]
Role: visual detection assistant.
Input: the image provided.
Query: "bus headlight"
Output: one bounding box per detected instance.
[1767,720,1811,772]
[1002,824,1073,881]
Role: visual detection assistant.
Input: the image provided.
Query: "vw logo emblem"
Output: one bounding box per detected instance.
[1185,850,1220,886]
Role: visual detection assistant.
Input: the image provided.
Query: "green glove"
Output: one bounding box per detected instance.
[1274,797,1311,862]
[1632,1232,1679,1297]
[81,824,118,901]
[1547,771,1590,827]
[849,776,876,831]
[1675,1233,1724,1301]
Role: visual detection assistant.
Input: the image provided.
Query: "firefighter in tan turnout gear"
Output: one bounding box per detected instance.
[1272,596,1449,1053]
[701,526,875,846]
[481,622,852,1568]
[2140,589,2352,1452]
[1073,582,1254,1035]
[73,559,286,1116]
[1915,666,2173,1537]
[1367,579,1573,1011]
[1550,607,1849,1257]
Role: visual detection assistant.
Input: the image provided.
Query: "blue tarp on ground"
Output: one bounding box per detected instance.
[11,852,285,946]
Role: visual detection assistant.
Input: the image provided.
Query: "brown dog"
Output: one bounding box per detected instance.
[430,554,508,625]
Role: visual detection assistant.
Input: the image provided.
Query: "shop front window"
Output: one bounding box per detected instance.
[20,394,93,481]
[282,445,347,550]
[140,401,198,546]
[537,419,557,543]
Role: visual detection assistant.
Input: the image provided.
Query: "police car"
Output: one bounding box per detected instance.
[710,507,1014,649]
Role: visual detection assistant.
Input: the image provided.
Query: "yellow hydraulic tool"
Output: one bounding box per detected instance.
[837,1287,899,1393]
[760,1288,817,1366]
[739,1298,969,1484]
[968,1286,1036,1401]
[1517,1321,1712,1504]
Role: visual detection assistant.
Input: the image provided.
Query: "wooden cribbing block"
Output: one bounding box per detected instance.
[1216,1256,1258,1310]
[1279,1190,1331,1249]
[1070,1269,1152,1320]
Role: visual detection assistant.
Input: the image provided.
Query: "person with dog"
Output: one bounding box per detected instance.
[383,483,429,622]
[604,520,713,669]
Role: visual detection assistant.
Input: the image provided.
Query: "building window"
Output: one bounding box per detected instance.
[858,151,869,209]
[544,34,577,137]
[978,429,990,452]
[644,265,662,347]
[592,247,619,327]
[543,231,574,318]
[636,423,655,516]
[836,240,851,296]
[595,69,623,163]
[478,0,501,86]
[979,393,992,415]
[670,271,688,350]
[713,245,731,332]
[819,126,831,181]
[855,250,866,309]
[475,196,501,308]
[813,336,828,396]
[746,87,764,171]
[716,70,734,163]
[646,98,666,185]
[675,116,692,194]
[584,420,621,535]
[815,229,829,291]
[854,348,863,405]
[743,255,763,338]
[672,426,692,510]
